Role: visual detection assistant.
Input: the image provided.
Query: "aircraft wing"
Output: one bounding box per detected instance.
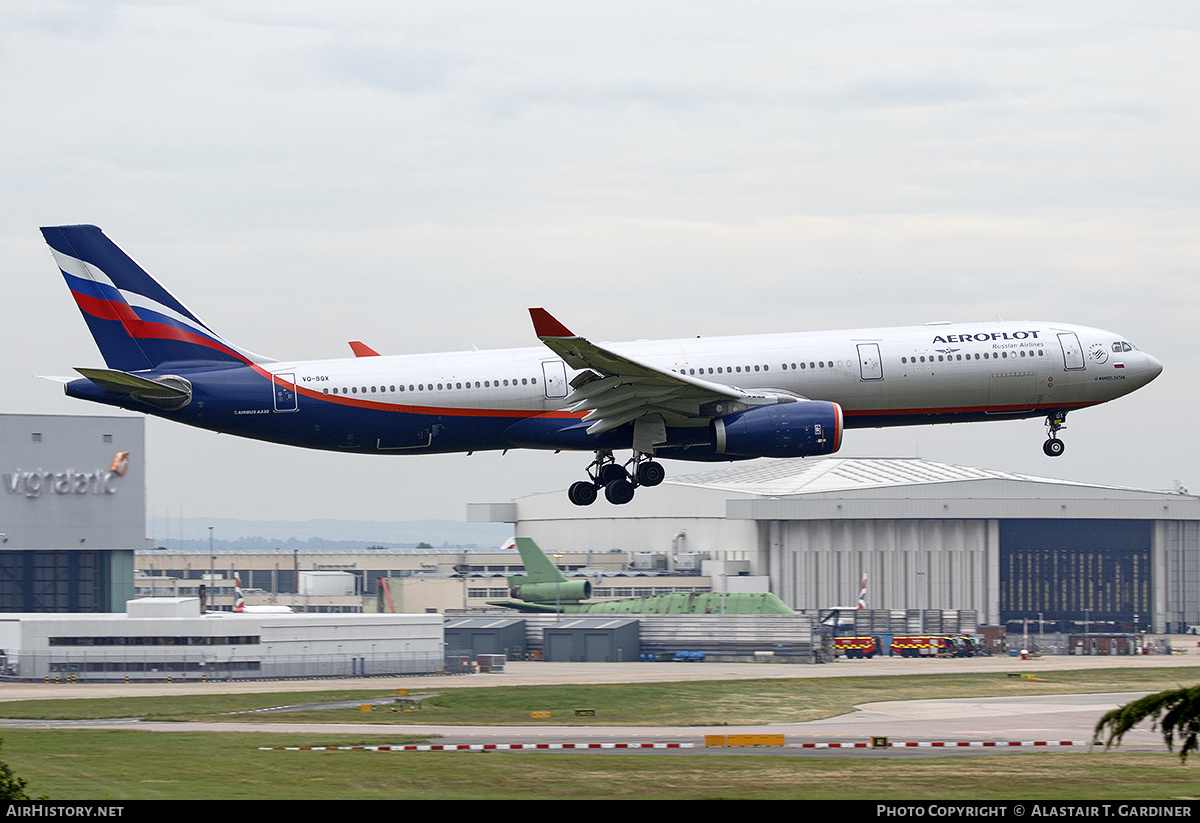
[529,308,795,437]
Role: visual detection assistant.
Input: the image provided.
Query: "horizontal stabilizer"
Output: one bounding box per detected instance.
[75,368,190,399]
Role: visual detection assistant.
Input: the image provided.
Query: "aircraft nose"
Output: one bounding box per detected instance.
[1145,354,1163,379]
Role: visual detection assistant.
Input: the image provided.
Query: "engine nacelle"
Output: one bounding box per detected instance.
[513,580,592,604]
[713,400,843,458]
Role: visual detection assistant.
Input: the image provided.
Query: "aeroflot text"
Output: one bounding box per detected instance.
[932,331,1041,344]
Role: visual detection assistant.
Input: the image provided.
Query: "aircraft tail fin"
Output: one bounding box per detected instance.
[507,537,570,585]
[233,575,245,613]
[41,225,273,371]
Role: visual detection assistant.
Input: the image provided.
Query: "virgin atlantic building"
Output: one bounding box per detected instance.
[0,414,141,612]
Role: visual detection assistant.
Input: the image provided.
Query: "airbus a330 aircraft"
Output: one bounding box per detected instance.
[41,225,1162,507]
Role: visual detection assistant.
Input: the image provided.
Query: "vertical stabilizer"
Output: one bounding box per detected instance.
[510,537,570,585]
[41,225,273,370]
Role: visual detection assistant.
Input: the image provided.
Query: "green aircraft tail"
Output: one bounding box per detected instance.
[508,537,569,586]
[495,538,592,607]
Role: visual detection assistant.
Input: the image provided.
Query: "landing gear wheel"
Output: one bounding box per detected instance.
[598,463,629,486]
[568,481,599,506]
[604,477,636,505]
[635,460,666,487]
[1043,412,1067,457]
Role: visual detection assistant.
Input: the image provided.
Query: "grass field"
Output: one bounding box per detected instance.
[0,666,1197,800]
[1,731,1197,801]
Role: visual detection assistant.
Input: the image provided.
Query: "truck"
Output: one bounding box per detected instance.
[891,635,956,658]
[833,636,884,659]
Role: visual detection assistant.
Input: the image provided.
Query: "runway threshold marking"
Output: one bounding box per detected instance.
[256,739,1090,752]
[257,742,694,751]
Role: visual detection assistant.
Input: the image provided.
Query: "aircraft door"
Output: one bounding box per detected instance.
[856,343,883,381]
[1057,333,1085,370]
[272,372,299,412]
[541,360,568,399]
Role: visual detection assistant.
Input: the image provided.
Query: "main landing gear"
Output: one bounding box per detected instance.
[1043,412,1067,457]
[567,450,666,506]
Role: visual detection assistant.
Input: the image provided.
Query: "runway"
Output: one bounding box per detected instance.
[2,654,1190,757]
[1,650,1196,700]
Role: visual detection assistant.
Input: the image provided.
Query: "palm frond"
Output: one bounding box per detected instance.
[1094,685,1200,763]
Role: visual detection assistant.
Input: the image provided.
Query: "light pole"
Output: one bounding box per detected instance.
[208,527,215,612]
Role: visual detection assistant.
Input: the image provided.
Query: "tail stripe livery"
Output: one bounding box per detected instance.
[41,225,271,371]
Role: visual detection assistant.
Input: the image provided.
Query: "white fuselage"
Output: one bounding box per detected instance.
[265,321,1159,430]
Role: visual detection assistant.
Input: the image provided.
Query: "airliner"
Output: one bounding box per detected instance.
[40,225,1163,506]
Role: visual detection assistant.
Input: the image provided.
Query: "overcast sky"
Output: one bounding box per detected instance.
[2,2,1197,540]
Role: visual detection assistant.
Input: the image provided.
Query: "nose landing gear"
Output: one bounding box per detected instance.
[566,450,666,506]
[1043,412,1067,457]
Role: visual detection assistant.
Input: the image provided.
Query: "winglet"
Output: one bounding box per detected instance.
[529,308,575,339]
[349,341,381,357]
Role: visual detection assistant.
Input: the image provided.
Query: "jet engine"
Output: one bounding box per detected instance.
[713,400,843,458]
[511,580,592,604]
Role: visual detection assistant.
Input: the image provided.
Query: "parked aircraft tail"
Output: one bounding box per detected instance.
[505,537,570,585]
[233,574,294,614]
[500,537,591,605]
[40,225,273,371]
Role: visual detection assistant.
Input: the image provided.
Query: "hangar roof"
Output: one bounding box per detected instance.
[683,458,1200,521]
[669,457,1128,497]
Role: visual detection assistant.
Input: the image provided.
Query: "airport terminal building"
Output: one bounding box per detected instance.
[471,458,1200,634]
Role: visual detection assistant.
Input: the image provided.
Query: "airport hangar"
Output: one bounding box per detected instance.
[0,414,441,680]
[470,457,1200,635]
